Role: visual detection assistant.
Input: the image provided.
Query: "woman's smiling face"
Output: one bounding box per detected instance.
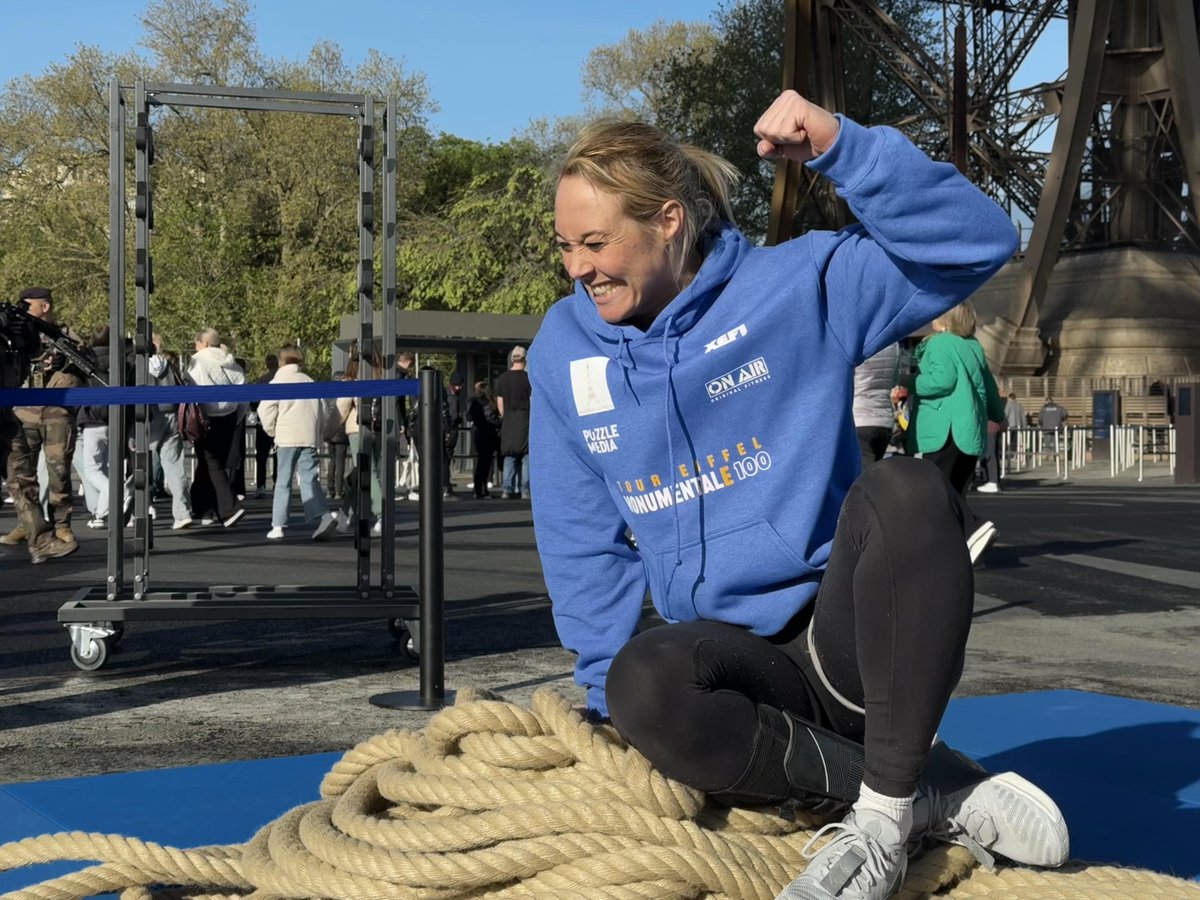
[554,175,683,330]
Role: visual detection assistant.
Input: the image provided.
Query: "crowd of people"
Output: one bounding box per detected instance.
[1,305,537,561]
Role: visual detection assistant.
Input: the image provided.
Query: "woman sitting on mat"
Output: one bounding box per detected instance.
[528,90,1069,900]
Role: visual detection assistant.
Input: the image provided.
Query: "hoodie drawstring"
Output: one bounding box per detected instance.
[661,316,684,589]
[614,331,635,396]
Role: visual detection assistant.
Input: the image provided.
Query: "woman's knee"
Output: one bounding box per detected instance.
[607,625,701,730]
[851,456,963,530]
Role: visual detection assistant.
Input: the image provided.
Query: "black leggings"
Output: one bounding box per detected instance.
[606,456,973,800]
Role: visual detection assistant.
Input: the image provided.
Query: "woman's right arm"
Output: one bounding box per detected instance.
[530,365,647,720]
[914,338,957,399]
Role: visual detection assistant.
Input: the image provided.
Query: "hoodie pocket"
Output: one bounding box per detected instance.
[649,519,815,622]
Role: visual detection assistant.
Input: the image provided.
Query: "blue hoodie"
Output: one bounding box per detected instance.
[529,116,1018,717]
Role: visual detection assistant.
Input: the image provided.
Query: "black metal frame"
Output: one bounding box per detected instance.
[59,82,446,702]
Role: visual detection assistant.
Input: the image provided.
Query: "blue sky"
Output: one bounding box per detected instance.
[3,1,1065,144]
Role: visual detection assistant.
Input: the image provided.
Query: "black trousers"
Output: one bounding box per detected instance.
[855,425,892,471]
[473,447,495,498]
[327,440,347,497]
[255,424,276,489]
[190,412,239,519]
[606,456,973,801]
[923,435,980,528]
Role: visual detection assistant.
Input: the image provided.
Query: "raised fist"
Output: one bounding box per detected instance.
[754,90,841,164]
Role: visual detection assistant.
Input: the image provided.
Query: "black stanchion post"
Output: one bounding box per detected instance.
[369,368,453,711]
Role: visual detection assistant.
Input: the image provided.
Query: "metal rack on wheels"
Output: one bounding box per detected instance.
[56,81,448,707]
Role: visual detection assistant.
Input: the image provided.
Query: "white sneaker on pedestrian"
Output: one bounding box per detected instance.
[266,526,285,540]
[406,490,420,501]
[334,511,353,535]
[172,518,193,530]
[312,512,336,541]
[87,517,107,530]
[910,771,1069,870]
[976,482,1000,494]
[967,521,998,565]
[223,506,246,528]
[775,807,907,899]
[371,520,383,538]
[199,517,218,526]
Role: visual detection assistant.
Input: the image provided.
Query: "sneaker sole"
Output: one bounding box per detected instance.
[967,524,998,565]
[223,509,246,528]
[959,771,1070,867]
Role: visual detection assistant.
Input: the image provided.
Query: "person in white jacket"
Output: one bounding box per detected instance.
[186,328,246,527]
[256,345,336,541]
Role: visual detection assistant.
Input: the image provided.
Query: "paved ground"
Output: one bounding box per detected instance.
[1,462,1198,784]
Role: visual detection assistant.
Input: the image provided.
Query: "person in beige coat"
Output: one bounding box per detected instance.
[257,345,336,541]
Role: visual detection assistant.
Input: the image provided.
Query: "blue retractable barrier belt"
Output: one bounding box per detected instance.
[0,378,419,407]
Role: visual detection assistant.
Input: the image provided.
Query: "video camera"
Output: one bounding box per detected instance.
[0,300,104,387]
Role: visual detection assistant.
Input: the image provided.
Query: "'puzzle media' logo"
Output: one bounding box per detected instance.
[705,357,770,402]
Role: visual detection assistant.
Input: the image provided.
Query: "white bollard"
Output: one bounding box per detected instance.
[1110,425,1116,477]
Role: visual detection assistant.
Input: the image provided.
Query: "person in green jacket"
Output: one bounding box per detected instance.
[908,301,1005,562]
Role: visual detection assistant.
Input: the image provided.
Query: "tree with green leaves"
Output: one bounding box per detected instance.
[396,136,570,316]
[581,0,937,242]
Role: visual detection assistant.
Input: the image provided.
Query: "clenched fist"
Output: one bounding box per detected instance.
[754,90,841,163]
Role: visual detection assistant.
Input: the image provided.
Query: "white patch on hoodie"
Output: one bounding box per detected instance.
[570,356,615,416]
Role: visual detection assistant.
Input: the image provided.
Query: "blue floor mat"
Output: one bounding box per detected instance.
[2,690,1197,895]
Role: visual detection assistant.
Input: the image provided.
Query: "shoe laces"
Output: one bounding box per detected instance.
[801,818,897,894]
[917,787,997,870]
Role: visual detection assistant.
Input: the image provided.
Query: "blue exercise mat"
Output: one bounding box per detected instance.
[1,690,1197,896]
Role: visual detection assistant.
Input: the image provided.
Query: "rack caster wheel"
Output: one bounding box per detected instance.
[70,637,109,672]
[388,618,420,660]
[101,622,124,646]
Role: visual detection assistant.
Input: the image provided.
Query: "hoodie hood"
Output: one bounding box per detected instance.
[192,345,239,371]
[566,222,752,357]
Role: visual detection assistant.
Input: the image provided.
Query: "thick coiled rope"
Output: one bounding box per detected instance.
[1,687,1196,899]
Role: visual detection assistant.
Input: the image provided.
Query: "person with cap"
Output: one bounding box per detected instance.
[1,287,86,563]
[494,346,531,499]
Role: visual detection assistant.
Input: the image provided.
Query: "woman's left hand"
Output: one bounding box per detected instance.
[754,90,841,163]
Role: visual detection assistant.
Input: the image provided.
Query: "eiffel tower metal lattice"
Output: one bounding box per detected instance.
[770,0,1200,376]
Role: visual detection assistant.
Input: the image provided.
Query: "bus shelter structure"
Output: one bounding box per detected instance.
[57,81,447,708]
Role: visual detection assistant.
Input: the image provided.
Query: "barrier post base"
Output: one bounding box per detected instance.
[368,690,456,711]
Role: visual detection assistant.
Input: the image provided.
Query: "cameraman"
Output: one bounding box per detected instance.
[1,287,85,564]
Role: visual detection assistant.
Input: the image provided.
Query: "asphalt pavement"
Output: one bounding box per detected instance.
[1,462,1198,783]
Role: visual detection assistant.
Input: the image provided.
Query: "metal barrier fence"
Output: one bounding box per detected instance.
[1000,424,1175,481]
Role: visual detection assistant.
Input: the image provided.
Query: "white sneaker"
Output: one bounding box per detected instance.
[776,807,907,899]
[199,517,218,526]
[967,521,998,565]
[910,771,1069,870]
[977,482,1000,494]
[311,512,336,541]
[172,518,193,530]
[266,526,285,540]
[371,520,383,538]
[334,511,353,535]
[406,490,420,501]
[87,517,107,530]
